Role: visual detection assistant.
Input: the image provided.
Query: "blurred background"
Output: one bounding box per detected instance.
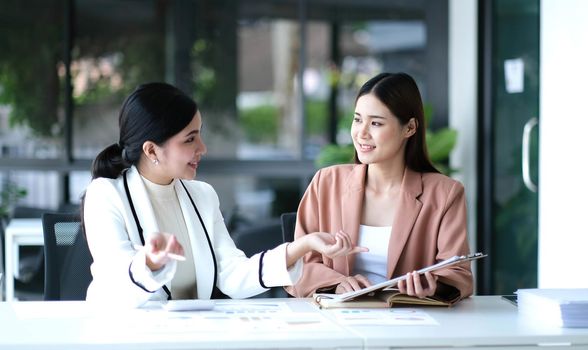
[1,0,586,300]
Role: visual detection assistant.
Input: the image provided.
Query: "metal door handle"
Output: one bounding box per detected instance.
[522,117,538,192]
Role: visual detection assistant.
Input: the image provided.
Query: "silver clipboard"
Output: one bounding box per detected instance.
[315,252,487,302]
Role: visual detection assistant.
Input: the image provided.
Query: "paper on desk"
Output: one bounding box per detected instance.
[212,301,292,313]
[88,301,339,337]
[328,308,439,326]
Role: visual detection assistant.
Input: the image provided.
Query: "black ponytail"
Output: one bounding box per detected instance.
[82,82,197,235]
[90,82,197,180]
[91,143,129,179]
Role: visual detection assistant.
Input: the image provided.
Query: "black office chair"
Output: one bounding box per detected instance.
[232,218,288,298]
[42,212,93,301]
[280,212,297,243]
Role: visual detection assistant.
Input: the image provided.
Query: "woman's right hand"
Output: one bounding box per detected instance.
[307,230,369,259]
[141,232,185,271]
[335,274,372,294]
[285,230,368,267]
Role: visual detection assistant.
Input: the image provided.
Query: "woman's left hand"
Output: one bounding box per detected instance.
[143,232,185,271]
[397,271,438,298]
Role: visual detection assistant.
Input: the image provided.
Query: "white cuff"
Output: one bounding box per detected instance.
[261,243,304,287]
[129,250,176,292]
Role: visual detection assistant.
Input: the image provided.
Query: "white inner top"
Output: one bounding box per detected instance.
[142,176,197,299]
[352,224,392,285]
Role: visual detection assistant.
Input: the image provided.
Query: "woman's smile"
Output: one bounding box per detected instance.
[357,143,376,152]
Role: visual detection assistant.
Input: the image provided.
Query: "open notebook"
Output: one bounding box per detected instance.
[314,252,487,308]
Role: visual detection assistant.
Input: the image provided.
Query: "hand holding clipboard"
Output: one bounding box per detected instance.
[315,252,487,303]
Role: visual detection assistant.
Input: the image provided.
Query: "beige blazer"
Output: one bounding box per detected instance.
[286,164,473,299]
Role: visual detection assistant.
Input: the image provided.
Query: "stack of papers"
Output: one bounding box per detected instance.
[517,288,588,328]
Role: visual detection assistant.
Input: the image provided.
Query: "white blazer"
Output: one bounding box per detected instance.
[84,166,301,307]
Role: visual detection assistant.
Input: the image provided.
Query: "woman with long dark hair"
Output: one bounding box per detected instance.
[82,82,365,307]
[286,73,473,302]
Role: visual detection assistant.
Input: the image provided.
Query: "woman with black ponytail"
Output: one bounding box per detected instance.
[83,82,366,307]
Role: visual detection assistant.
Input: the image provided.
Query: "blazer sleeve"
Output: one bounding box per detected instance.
[285,169,348,297]
[194,183,302,299]
[84,179,175,308]
[433,181,473,299]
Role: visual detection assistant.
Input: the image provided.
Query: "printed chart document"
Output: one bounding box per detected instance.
[163,299,215,311]
[314,252,487,308]
[328,308,439,326]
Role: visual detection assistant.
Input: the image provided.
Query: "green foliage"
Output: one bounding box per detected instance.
[239,105,279,143]
[314,144,356,167]
[315,104,459,175]
[0,182,27,218]
[338,112,354,133]
[191,39,217,105]
[0,3,165,137]
[73,36,165,107]
[426,128,458,174]
[239,99,339,143]
[0,2,63,137]
[305,100,328,136]
[73,79,120,105]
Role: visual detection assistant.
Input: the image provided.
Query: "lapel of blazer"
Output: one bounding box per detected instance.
[175,180,215,299]
[386,167,423,278]
[340,164,368,275]
[125,166,161,244]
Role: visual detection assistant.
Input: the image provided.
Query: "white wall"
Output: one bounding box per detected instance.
[539,0,588,287]
[449,0,478,255]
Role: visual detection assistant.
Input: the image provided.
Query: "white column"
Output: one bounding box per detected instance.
[449,0,478,255]
[539,0,588,287]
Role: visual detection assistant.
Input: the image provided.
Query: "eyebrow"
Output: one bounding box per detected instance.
[185,129,199,137]
[354,112,388,120]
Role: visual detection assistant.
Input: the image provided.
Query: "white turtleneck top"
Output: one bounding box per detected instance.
[141,175,197,299]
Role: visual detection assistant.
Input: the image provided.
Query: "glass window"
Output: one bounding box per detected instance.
[303,15,428,154]
[237,18,303,160]
[196,173,302,232]
[0,0,442,225]
[0,0,65,160]
[0,171,60,211]
[72,0,166,159]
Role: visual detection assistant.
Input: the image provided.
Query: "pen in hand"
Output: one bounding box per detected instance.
[133,244,187,262]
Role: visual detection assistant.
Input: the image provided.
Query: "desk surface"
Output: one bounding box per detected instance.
[4,218,44,246]
[0,298,360,350]
[333,296,588,349]
[0,296,587,350]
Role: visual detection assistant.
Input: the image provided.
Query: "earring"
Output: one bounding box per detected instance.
[152,159,159,165]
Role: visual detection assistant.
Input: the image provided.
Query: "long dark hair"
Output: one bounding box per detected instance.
[81,82,197,231]
[91,82,198,179]
[353,72,439,174]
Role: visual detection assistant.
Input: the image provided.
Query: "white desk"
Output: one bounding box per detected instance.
[328,296,588,349]
[0,297,587,349]
[0,298,362,350]
[4,218,44,301]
